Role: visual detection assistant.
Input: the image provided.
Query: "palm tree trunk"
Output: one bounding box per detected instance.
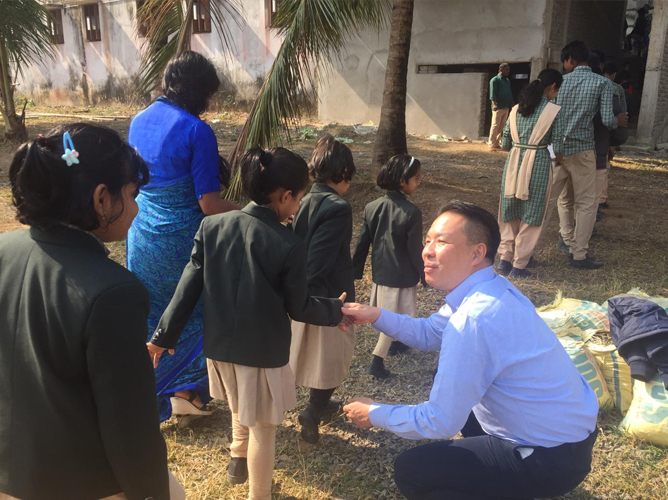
[371,0,414,169]
[0,37,27,142]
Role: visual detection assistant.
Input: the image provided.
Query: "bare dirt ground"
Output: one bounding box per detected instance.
[2,107,668,499]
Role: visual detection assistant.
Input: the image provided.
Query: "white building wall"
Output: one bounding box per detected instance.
[318,0,549,138]
[18,0,282,105]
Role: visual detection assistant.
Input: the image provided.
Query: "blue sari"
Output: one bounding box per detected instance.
[127,179,211,421]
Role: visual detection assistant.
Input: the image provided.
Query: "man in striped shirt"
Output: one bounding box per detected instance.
[545,40,628,270]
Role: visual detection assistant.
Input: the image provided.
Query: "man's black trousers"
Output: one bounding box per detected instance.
[393,412,597,500]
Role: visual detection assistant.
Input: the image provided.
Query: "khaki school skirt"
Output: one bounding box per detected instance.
[289,323,355,390]
[370,283,417,315]
[207,359,297,427]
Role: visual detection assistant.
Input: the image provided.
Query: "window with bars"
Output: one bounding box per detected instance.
[266,0,282,27]
[48,9,65,45]
[83,4,101,42]
[192,0,212,34]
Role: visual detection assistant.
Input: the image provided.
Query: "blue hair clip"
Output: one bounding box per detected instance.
[61,132,80,166]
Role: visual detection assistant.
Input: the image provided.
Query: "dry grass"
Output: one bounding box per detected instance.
[2,107,668,499]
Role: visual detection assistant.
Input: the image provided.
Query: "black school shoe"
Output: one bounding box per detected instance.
[320,399,344,423]
[495,259,512,275]
[367,355,391,379]
[388,341,410,356]
[227,457,248,484]
[508,267,532,278]
[556,234,570,255]
[570,255,604,270]
[298,404,321,444]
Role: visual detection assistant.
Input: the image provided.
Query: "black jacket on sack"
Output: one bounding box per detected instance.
[291,183,355,302]
[0,226,169,500]
[352,191,424,288]
[608,296,668,388]
[151,203,343,368]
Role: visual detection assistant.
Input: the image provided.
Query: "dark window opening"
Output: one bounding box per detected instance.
[266,0,282,28]
[48,9,64,45]
[83,4,101,42]
[192,0,212,34]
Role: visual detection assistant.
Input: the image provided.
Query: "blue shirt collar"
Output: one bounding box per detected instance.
[573,66,592,74]
[445,265,495,310]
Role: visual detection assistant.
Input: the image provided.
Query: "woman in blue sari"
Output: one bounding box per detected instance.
[127,51,238,423]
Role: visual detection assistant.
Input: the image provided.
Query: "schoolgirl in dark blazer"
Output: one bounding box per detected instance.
[149,147,344,500]
[0,125,177,500]
[289,136,356,445]
[352,154,424,379]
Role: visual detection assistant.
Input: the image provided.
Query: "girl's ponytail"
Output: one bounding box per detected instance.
[241,147,308,204]
[8,123,149,231]
[517,68,563,117]
[10,138,72,228]
[242,148,272,205]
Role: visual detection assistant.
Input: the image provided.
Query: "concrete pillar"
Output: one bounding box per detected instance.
[637,0,668,147]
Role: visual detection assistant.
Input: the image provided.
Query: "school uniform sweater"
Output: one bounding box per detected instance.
[291,183,355,302]
[0,226,169,500]
[352,191,424,288]
[151,203,343,368]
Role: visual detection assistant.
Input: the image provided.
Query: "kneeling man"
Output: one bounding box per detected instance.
[342,201,598,500]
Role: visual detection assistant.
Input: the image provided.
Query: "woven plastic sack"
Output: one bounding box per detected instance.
[588,343,633,415]
[538,296,609,341]
[559,337,613,409]
[620,375,668,447]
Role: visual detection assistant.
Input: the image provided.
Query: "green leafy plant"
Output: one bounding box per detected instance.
[225,0,390,199]
[0,0,55,141]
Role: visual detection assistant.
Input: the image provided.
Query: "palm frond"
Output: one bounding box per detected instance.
[134,0,243,99]
[226,0,391,200]
[0,0,55,78]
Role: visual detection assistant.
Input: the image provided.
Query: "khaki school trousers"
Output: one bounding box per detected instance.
[498,167,552,270]
[488,108,510,149]
[0,472,185,500]
[543,150,597,260]
[596,160,610,203]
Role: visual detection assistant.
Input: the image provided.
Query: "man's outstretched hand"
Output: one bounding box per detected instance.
[339,303,382,330]
[344,397,375,429]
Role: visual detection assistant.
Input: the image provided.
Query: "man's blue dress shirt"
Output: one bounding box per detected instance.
[369,266,599,448]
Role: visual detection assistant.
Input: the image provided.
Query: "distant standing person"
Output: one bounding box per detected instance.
[488,63,513,151]
[545,40,627,270]
[352,154,424,378]
[289,136,357,445]
[496,69,564,279]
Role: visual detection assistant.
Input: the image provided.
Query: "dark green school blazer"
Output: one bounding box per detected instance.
[291,183,355,303]
[352,191,425,288]
[0,226,169,500]
[151,203,343,368]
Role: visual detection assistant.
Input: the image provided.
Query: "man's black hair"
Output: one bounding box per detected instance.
[438,201,500,263]
[561,40,589,64]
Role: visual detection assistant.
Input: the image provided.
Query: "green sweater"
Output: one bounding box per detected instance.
[490,73,513,110]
